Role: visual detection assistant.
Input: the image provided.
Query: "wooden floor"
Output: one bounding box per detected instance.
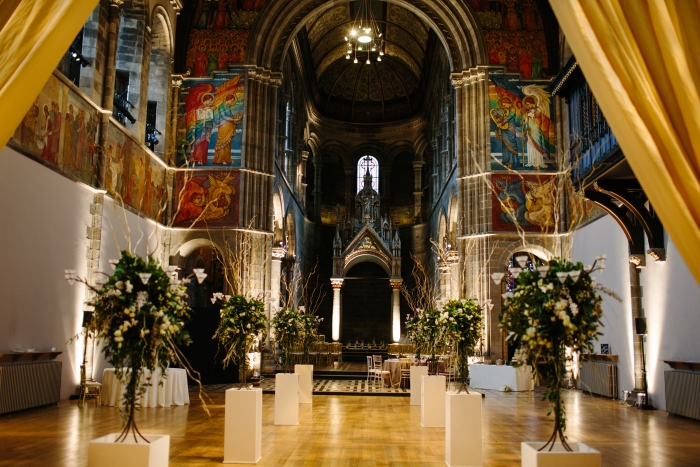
[1,389,699,466]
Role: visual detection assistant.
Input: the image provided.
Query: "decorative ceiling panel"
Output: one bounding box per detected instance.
[312,27,349,67]
[376,63,396,101]
[386,3,428,45]
[316,44,349,78]
[354,65,371,102]
[341,65,362,100]
[322,59,348,94]
[307,5,350,46]
[368,67,383,101]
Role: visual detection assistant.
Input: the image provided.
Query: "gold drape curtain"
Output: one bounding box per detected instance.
[550,1,700,284]
[0,0,97,149]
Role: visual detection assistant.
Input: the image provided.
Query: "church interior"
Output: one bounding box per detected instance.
[1,0,700,465]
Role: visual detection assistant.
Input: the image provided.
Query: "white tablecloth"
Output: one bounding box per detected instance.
[102,368,190,407]
[469,364,533,391]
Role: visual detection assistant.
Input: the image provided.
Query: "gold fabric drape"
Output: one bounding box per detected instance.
[550,1,700,284]
[0,0,97,149]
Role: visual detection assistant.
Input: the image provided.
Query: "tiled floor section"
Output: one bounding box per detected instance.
[191,378,411,395]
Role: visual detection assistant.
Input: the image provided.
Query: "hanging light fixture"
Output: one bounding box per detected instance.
[345,0,385,65]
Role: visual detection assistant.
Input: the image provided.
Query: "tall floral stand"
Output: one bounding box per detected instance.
[445,391,482,467]
[521,442,600,467]
[274,373,299,425]
[224,388,262,463]
[421,375,446,427]
[295,364,313,404]
[410,365,429,406]
[88,434,170,467]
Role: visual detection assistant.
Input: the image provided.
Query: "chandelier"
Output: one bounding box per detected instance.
[345,0,385,65]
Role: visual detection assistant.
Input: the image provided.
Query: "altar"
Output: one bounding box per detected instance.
[469,364,533,391]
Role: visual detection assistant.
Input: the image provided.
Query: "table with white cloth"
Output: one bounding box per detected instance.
[469,364,533,391]
[382,359,402,388]
[102,368,190,407]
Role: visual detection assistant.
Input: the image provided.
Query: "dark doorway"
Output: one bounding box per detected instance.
[179,247,239,384]
[342,261,391,345]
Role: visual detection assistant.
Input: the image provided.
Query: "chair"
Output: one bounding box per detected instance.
[317,334,326,343]
[399,358,412,388]
[79,364,101,408]
[372,355,383,387]
[317,343,330,366]
[308,342,319,366]
[387,343,399,358]
[292,344,304,364]
[366,356,380,386]
[439,355,456,390]
[330,342,342,365]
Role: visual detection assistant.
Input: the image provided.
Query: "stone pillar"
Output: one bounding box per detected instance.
[412,159,423,223]
[168,75,183,166]
[96,0,123,189]
[313,155,323,222]
[299,150,309,210]
[331,279,344,342]
[629,262,645,391]
[269,247,285,347]
[390,279,402,343]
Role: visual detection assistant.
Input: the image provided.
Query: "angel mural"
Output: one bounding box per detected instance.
[489,75,556,171]
[492,174,555,232]
[180,73,245,166]
[174,172,239,226]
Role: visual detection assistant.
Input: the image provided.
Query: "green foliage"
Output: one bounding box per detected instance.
[271,308,302,369]
[441,299,483,389]
[499,258,604,442]
[298,309,323,363]
[88,251,192,426]
[214,295,267,377]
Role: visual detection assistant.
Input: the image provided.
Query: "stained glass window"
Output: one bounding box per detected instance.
[357,155,379,193]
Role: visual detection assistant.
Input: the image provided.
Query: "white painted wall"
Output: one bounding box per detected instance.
[572,214,700,409]
[0,147,94,399]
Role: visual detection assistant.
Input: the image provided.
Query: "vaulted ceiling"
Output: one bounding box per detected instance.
[301,2,432,123]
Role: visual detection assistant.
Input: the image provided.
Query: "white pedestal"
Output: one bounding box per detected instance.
[410,366,429,406]
[521,442,601,467]
[446,391,482,467]
[295,364,313,404]
[88,434,169,467]
[274,373,299,425]
[224,388,262,464]
[421,375,446,427]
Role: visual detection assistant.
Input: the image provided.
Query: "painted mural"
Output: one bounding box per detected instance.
[173,170,240,227]
[492,173,556,232]
[185,0,267,77]
[177,72,245,167]
[11,74,99,185]
[105,125,168,221]
[489,73,556,171]
[472,0,549,79]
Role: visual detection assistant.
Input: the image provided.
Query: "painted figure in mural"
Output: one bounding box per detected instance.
[194,45,209,77]
[75,108,87,172]
[207,49,219,76]
[496,179,529,227]
[176,176,207,224]
[213,93,243,164]
[217,45,229,70]
[531,45,543,79]
[200,174,235,221]
[524,179,555,227]
[63,105,75,169]
[20,99,39,148]
[185,88,216,165]
[39,104,56,164]
[213,0,232,30]
[506,46,519,73]
[490,96,521,169]
[500,0,522,31]
[194,0,213,29]
[50,102,61,157]
[521,0,541,31]
[521,85,553,169]
[519,45,531,78]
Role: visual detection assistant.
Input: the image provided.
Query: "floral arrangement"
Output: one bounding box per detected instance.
[499,257,611,451]
[213,294,267,387]
[271,307,302,371]
[441,299,483,392]
[405,308,447,364]
[73,251,193,442]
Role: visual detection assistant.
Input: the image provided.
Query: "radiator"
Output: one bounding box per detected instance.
[0,362,62,415]
[579,361,617,398]
[665,370,700,421]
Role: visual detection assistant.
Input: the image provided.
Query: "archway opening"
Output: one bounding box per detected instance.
[342,261,391,347]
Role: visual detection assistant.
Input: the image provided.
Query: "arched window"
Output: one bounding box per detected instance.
[357,155,379,193]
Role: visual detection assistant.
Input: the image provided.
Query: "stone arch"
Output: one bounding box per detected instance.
[176,237,224,258]
[344,254,391,278]
[448,190,458,245]
[322,140,352,168]
[386,141,415,167]
[351,144,385,167]
[496,241,553,268]
[247,0,486,73]
[272,186,284,245]
[145,6,173,156]
[437,207,448,247]
[284,206,296,255]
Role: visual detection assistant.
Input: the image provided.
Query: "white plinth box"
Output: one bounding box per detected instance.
[224,388,262,464]
[521,442,601,467]
[421,375,446,427]
[445,391,482,467]
[274,373,299,425]
[88,434,169,467]
[295,364,313,404]
[410,366,429,406]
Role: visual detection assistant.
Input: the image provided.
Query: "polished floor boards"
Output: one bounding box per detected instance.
[1,389,699,466]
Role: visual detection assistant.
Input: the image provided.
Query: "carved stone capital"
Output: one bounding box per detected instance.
[109,0,124,7]
[390,279,403,291]
[272,247,286,259]
[331,278,344,289]
[171,76,183,88]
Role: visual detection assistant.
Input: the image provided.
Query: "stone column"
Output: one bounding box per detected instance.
[299,150,309,210]
[96,0,123,189]
[629,262,646,391]
[269,247,285,347]
[412,159,423,223]
[390,279,402,343]
[313,154,323,222]
[331,278,344,342]
[168,75,183,166]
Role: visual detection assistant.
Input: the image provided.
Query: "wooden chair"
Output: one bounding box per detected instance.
[387,343,400,358]
[399,358,412,388]
[366,356,380,386]
[316,343,329,366]
[330,342,342,365]
[292,344,304,364]
[78,364,101,408]
[308,342,320,366]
